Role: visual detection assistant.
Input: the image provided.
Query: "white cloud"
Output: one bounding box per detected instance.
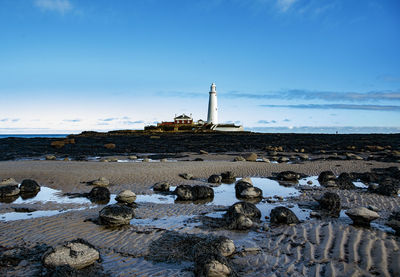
[34,0,73,14]
[276,0,297,12]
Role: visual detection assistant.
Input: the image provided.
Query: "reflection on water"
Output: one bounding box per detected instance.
[130,215,201,229]
[12,187,92,205]
[0,208,86,221]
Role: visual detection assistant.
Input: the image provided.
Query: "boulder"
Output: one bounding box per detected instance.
[244,153,257,162]
[0,178,20,198]
[233,156,246,162]
[276,171,301,182]
[235,180,262,199]
[115,190,136,204]
[336,173,356,190]
[278,156,289,163]
[317,192,341,217]
[128,155,138,160]
[208,175,222,184]
[45,155,56,160]
[19,179,41,193]
[193,236,236,258]
[261,157,270,163]
[88,177,110,187]
[42,239,99,269]
[318,171,337,187]
[99,204,135,226]
[179,173,194,180]
[226,202,261,222]
[345,207,380,227]
[375,178,400,196]
[270,206,300,224]
[153,181,170,192]
[87,187,110,203]
[199,150,209,155]
[221,171,236,183]
[194,253,233,277]
[175,185,214,201]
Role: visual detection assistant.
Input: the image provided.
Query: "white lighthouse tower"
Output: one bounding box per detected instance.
[207,82,218,124]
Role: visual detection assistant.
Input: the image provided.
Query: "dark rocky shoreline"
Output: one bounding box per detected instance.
[0,132,399,161]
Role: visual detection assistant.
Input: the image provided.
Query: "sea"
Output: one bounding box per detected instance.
[0,134,69,139]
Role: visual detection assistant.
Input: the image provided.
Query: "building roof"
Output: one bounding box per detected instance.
[174,114,192,119]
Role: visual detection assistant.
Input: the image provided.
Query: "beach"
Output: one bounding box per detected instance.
[1,151,400,276]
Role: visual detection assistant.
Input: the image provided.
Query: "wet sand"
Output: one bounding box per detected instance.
[0,158,400,276]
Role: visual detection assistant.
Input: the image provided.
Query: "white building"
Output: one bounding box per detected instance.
[207,83,218,124]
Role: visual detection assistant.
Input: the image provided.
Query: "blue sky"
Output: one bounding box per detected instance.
[0,0,399,133]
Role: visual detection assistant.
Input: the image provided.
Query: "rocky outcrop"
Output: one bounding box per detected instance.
[270,206,300,224]
[175,185,214,201]
[99,204,135,226]
[42,239,100,269]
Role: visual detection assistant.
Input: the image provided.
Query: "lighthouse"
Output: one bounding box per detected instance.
[207,82,218,124]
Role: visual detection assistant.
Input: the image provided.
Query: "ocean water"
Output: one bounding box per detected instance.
[0,134,68,139]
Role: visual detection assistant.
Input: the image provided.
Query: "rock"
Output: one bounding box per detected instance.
[375,178,400,196]
[160,158,168,162]
[261,157,270,163]
[318,171,337,187]
[270,206,300,224]
[99,204,135,226]
[336,173,356,190]
[277,171,301,181]
[45,155,56,160]
[226,202,261,222]
[194,253,232,277]
[104,143,116,149]
[88,177,110,187]
[244,153,257,162]
[0,180,20,198]
[0,178,18,186]
[269,151,278,156]
[87,186,110,203]
[143,158,150,162]
[233,156,246,162]
[199,150,209,155]
[307,180,313,185]
[208,175,222,184]
[19,179,40,193]
[175,185,214,201]
[278,156,289,163]
[115,190,136,204]
[153,181,170,192]
[179,173,194,180]
[193,236,236,258]
[235,180,262,199]
[298,154,309,160]
[221,171,236,182]
[345,207,380,227]
[128,155,138,160]
[42,239,99,269]
[387,211,400,235]
[63,157,70,161]
[345,153,363,160]
[368,205,379,212]
[317,192,341,217]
